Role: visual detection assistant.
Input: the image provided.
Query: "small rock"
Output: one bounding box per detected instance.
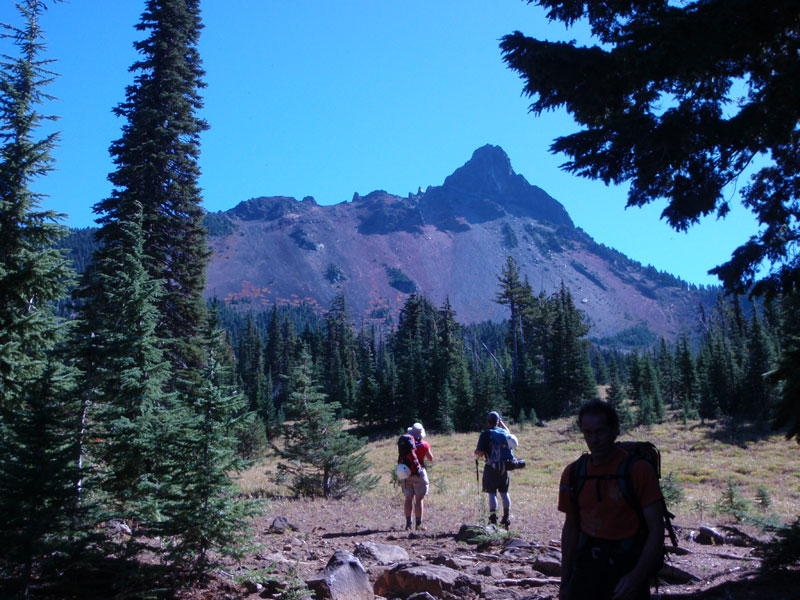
[431,554,471,570]
[502,538,532,550]
[477,564,504,578]
[695,526,725,545]
[242,580,263,593]
[269,516,299,534]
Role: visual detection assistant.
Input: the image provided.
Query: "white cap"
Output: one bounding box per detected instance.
[411,422,426,439]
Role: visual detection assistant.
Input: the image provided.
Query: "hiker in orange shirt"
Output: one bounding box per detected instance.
[402,422,433,531]
[558,400,664,600]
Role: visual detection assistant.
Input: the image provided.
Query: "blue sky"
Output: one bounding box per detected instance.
[6,0,759,287]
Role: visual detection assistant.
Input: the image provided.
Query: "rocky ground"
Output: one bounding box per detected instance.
[177,495,797,600]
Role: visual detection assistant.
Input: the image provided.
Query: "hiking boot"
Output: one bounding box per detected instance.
[500,516,511,530]
[405,523,413,531]
[416,523,426,531]
[488,512,498,525]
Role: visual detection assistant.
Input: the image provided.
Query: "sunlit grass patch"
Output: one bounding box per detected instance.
[235,414,799,528]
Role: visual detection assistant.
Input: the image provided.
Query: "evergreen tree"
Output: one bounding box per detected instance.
[434,298,472,430]
[495,256,528,412]
[393,294,438,427]
[0,2,89,591]
[656,339,677,409]
[636,354,665,425]
[591,347,609,386]
[375,339,400,427]
[501,0,800,445]
[502,1,800,295]
[675,335,700,422]
[742,309,778,419]
[277,349,378,498]
[545,284,595,415]
[606,363,633,430]
[0,0,73,409]
[235,313,268,452]
[323,292,357,415]
[92,0,210,377]
[79,214,175,544]
[770,290,800,444]
[157,308,258,576]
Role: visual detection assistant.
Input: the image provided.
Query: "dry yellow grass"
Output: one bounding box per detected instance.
[237,416,800,530]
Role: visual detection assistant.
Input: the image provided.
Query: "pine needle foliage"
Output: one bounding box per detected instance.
[277,349,378,499]
[157,307,260,577]
[93,0,210,377]
[0,1,92,594]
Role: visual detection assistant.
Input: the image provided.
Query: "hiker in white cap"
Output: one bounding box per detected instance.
[401,422,434,531]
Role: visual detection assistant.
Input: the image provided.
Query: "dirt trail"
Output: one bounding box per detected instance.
[179,496,796,599]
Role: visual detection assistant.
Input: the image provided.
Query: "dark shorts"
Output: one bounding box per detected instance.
[566,535,649,600]
[482,465,509,494]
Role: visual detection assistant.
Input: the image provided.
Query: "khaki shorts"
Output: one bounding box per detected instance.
[402,469,429,498]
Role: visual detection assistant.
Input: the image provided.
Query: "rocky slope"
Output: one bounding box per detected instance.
[205,145,716,339]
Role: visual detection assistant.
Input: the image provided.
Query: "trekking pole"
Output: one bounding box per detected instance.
[475,458,481,523]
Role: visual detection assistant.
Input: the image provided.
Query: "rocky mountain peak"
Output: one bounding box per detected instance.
[442,144,514,196]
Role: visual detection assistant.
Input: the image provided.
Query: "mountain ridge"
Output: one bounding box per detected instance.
[204,145,716,339]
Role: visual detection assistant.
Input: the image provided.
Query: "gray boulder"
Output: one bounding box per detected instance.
[374,562,482,600]
[532,553,562,577]
[354,541,409,563]
[306,550,373,600]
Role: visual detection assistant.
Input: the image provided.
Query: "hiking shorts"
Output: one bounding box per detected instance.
[482,464,509,494]
[402,469,429,498]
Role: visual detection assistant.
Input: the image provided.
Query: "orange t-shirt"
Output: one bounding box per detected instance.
[558,446,662,540]
[414,440,430,468]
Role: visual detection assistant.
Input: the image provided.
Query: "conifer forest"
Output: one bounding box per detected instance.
[1,0,798,597]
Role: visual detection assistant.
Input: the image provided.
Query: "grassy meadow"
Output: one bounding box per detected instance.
[237,415,800,535]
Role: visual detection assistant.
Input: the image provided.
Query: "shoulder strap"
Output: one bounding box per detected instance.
[569,454,589,508]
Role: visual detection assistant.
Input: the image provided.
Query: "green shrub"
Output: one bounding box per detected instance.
[660,472,685,508]
[715,477,750,522]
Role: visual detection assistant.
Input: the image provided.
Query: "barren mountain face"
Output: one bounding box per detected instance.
[205,145,714,339]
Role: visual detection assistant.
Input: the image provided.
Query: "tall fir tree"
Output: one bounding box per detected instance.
[742,309,778,420]
[323,292,357,416]
[495,256,529,413]
[0,0,72,409]
[0,1,90,592]
[393,294,438,428]
[92,0,210,378]
[675,335,700,422]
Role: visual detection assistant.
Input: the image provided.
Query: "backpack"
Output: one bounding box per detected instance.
[397,433,421,475]
[486,427,525,471]
[568,441,679,571]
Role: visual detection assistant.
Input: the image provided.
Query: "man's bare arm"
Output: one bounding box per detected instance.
[612,503,663,600]
[560,512,580,600]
